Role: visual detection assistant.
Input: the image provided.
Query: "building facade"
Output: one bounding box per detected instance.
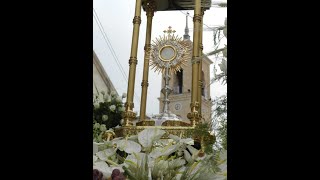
[93,51,117,95]
[158,16,213,123]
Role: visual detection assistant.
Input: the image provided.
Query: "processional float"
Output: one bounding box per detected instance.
[112,0,214,144]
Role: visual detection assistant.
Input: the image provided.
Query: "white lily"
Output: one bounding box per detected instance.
[138,128,166,149]
[124,152,147,167]
[116,139,142,153]
[96,148,117,161]
[169,134,194,145]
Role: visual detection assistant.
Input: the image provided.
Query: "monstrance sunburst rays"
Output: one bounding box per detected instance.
[149,26,192,74]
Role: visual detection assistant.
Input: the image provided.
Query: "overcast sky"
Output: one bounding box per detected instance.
[93,0,227,115]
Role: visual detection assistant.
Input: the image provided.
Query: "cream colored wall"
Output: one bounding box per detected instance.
[202,57,212,99]
[93,51,117,96]
[93,63,110,94]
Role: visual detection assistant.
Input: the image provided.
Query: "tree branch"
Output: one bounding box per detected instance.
[206,47,226,56]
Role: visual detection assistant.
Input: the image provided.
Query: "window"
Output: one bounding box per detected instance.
[201,71,205,96]
[176,69,183,94]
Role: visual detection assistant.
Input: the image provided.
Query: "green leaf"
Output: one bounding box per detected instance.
[187,145,199,156]
[169,158,186,169]
[184,149,194,164]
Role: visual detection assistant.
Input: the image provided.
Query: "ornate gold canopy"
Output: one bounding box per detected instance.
[104,0,215,148]
[142,0,212,11]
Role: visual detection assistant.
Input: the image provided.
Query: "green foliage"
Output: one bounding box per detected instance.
[180,149,226,180]
[208,16,227,151]
[220,119,227,150]
[216,96,227,150]
[93,91,125,128]
[180,157,217,180]
[93,123,105,142]
[212,95,227,150]
[123,153,149,180]
[185,123,215,154]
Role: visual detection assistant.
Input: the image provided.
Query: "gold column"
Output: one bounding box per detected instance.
[123,0,142,126]
[187,0,202,126]
[197,9,204,118]
[139,0,156,121]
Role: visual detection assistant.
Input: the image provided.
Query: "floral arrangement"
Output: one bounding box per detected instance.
[93,128,227,180]
[93,91,126,142]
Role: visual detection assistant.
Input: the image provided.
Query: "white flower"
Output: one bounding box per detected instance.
[102,115,108,121]
[94,102,100,109]
[110,91,117,96]
[109,105,116,112]
[100,91,105,95]
[97,135,103,142]
[116,96,123,103]
[209,130,215,135]
[93,123,100,129]
[118,107,125,112]
[100,124,107,132]
[103,94,110,102]
[116,139,142,153]
[96,148,117,160]
[98,93,104,102]
[138,128,166,148]
[122,93,127,99]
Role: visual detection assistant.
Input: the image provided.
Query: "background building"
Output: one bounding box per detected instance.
[93,51,117,95]
[158,17,213,123]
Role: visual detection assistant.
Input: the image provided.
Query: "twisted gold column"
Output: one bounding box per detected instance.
[139,0,156,121]
[187,0,201,126]
[123,0,142,126]
[197,9,204,118]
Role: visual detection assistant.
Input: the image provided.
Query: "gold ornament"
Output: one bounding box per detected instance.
[150,26,192,74]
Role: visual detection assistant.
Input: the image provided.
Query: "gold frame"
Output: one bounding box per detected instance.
[158,45,177,62]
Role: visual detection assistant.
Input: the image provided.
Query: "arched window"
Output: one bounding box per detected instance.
[177,70,183,94]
